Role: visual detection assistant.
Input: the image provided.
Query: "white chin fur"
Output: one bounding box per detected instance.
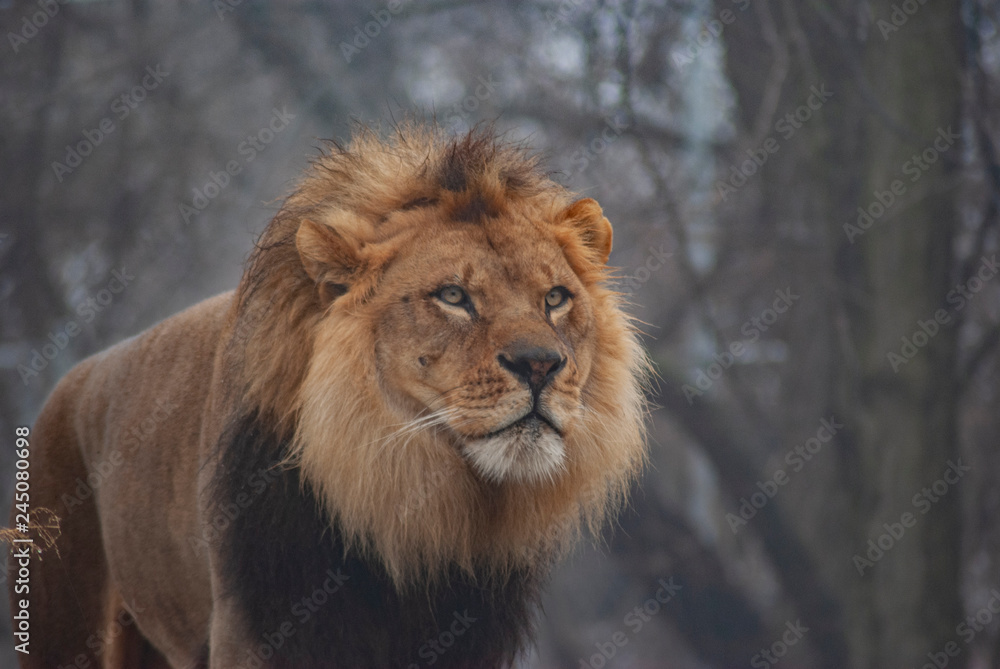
[462,420,566,484]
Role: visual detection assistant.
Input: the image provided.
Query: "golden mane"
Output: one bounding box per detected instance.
[224,122,650,584]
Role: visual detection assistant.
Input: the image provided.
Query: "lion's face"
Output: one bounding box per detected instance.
[370,207,600,484]
[294,189,617,488]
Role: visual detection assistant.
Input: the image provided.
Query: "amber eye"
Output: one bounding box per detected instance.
[545,287,570,310]
[437,285,468,306]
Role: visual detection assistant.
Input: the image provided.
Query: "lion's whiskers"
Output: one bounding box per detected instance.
[370,406,459,455]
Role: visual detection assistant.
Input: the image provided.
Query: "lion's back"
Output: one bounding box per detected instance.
[66,290,235,464]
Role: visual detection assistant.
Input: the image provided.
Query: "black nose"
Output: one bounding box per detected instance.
[498,346,566,395]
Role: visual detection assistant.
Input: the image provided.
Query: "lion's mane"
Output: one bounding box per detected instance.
[214,123,649,587]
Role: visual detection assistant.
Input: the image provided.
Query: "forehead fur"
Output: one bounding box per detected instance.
[288,122,568,228]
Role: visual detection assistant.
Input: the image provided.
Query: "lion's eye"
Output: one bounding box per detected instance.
[437,285,468,306]
[545,287,570,310]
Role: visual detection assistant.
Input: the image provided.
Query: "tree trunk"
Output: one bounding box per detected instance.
[719,1,964,666]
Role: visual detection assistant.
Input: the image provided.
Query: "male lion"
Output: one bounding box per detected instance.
[11,123,648,668]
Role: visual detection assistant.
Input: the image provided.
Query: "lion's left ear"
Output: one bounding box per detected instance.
[557,198,613,265]
[296,218,363,305]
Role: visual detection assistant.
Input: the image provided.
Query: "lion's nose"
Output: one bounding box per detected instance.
[498,345,566,395]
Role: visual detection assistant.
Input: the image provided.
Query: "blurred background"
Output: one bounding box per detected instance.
[2,0,999,667]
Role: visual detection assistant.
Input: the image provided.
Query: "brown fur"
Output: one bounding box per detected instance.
[10,122,648,667]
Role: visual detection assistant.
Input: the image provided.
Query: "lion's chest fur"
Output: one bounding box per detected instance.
[211,411,541,668]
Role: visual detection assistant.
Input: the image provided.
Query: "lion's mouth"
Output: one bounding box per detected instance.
[482,409,563,440]
[460,408,567,484]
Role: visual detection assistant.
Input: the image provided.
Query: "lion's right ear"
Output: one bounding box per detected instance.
[557,198,613,265]
[296,218,363,305]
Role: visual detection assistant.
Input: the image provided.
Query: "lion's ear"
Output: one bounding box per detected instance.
[557,198,613,265]
[296,218,362,305]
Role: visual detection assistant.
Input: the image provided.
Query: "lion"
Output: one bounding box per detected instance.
[10,123,649,668]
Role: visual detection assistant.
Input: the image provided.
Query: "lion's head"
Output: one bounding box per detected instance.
[228,123,648,583]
